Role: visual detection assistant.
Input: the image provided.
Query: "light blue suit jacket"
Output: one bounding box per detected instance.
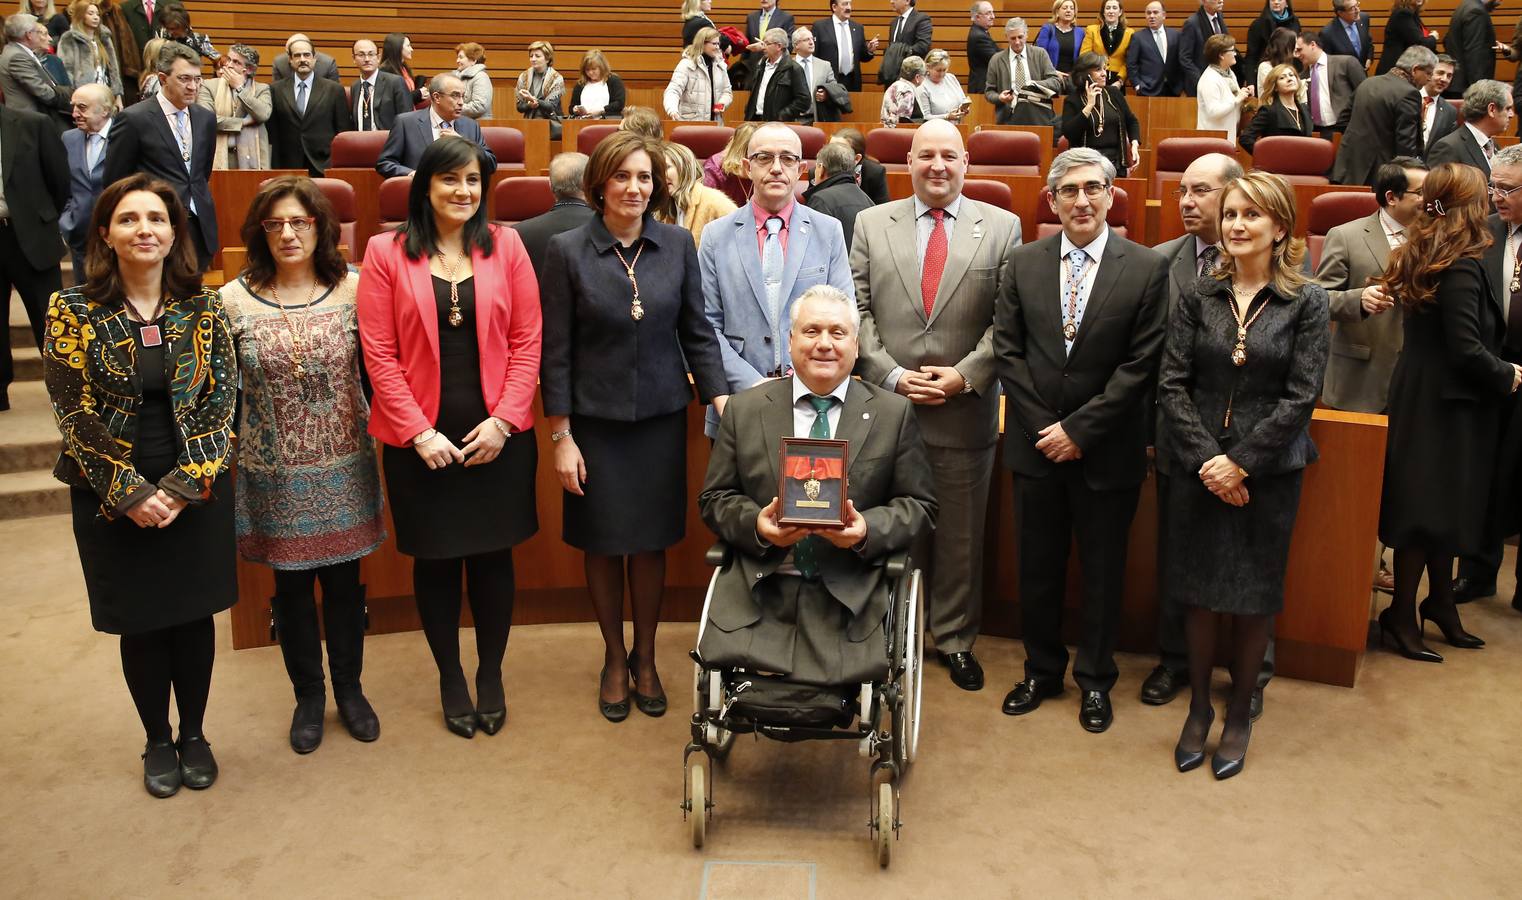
[699,201,853,436]
[60,125,108,254]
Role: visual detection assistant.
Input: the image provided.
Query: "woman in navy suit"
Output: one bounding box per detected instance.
[540,133,728,722]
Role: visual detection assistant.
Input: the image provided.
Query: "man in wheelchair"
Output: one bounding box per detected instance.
[697,285,938,687]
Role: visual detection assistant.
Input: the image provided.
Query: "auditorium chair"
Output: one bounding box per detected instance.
[378,175,414,231]
[480,126,528,172]
[575,124,621,156]
[865,127,916,172]
[670,125,734,159]
[491,176,555,226]
[786,124,828,160]
[961,178,1013,210]
[967,130,1042,176]
[1252,136,1334,185]
[1034,185,1130,238]
[328,131,389,170]
[1306,190,1379,271]
[1152,136,1238,196]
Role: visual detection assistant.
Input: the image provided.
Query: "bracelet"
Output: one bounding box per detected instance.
[550,428,573,442]
[411,429,438,446]
[489,416,511,438]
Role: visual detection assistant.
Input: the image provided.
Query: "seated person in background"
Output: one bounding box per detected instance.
[376,72,497,177]
[880,54,925,126]
[1240,62,1313,153]
[702,121,761,206]
[697,286,937,685]
[618,105,663,139]
[916,48,969,122]
[569,49,626,119]
[654,140,736,249]
[803,139,874,248]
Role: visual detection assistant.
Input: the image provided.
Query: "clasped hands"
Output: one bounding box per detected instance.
[1200,453,1249,507]
[756,496,867,549]
[895,365,964,405]
[414,418,508,470]
[126,489,187,529]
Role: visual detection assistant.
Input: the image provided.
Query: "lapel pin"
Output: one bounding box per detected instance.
[971,226,984,239]
[862,412,870,419]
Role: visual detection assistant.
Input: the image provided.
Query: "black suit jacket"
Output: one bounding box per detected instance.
[511,200,596,278]
[1424,94,1459,157]
[1177,7,1226,96]
[888,9,933,57]
[375,109,497,177]
[745,56,811,121]
[1319,14,1374,67]
[993,230,1170,490]
[859,157,890,205]
[351,71,414,131]
[1127,26,1181,96]
[1427,125,1492,176]
[813,16,874,92]
[1377,9,1437,75]
[1331,72,1422,186]
[102,98,217,267]
[746,7,797,44]
[268,77,352,176]
[966,24,999,94]
[0,107,68,270]
[1240,98,1313,153]
[1445,0,1496,95]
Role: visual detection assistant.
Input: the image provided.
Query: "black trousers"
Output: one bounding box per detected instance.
[1154,470,1276,688]
[1015,465,1139,693]
[1458,359,1522,592]
[0,221,63,396]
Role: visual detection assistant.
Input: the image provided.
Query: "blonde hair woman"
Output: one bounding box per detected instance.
[1157,171,1328,780]
[655,140,737,246]
[701,120,760,206]
[1195,34,1252,143]
[137,36,166,98]
[57,0,123,98]
[515,40,564,137]
[1077,0,1132,85]
[570,49,626,118]
[664,26,732,122]
[916,48,968,121]
[1035,0,1084,72]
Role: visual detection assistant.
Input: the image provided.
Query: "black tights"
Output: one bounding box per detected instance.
[271,560,366,698]
[119,617,215,743]
[1389,547,1455,639]
[413,548,516,716]
[1178,609,1271,761]
[272,559,362,603]
[585,550,666,702]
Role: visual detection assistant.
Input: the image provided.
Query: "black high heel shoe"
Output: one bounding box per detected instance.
[1418,598,1485,649]
[598,665,631,723]
[475,676,506,736]
[1377,608,1443,663]
[440,677,476,739]
[1174,707,1214,773]
[627,652,668,718]
[1211,722,1252,780]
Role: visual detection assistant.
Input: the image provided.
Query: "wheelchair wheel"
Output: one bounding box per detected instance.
[892,568,925,770]
[874,781,894,868]
[689,759,708,849]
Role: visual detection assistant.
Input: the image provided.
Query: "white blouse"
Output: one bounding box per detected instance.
[1197,66,1243,143]
[580,81,610,116]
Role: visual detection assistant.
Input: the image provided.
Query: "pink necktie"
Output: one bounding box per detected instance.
[921,208,947,316]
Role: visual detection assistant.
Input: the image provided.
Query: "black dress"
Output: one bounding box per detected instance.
[71,318,238,635]
[382,277,538,559]
[1239,98,1313,153]
[1380,259,1515,555]
[1157,278,1330,615]
[1059,84,1139,177]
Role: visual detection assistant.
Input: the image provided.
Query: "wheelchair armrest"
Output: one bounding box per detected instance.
[884,552,909,579]
[706,543,732,567]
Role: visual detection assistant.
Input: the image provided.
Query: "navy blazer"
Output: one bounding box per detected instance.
[539,216,728,422]
[375,109,497,177]
[102,98,217,267]
[813,16,874,92]
[1127,26,1181,96]
[1319,14,1373,67]
[60,125,107,253]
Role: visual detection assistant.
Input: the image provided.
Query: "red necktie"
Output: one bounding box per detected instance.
[145,0,154,20]
[921,208,947,317]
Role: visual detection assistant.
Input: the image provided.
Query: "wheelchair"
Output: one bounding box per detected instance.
[682,543,925,868]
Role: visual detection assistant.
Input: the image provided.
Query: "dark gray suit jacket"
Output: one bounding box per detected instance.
[60,125,107,256]
[1445,0,1496,94]
[375,109,496,177]
[1150,234,1205,476]
[268,76,352,176]
[1331,72,1422,186]
[511,199,595,278]
[271,51,341,84]
[696,377,937,685]
[351,71,414,131]
[1427,124,1491,177]
[0,106,68,269]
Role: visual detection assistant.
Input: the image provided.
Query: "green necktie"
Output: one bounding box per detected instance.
[794,394,836,578]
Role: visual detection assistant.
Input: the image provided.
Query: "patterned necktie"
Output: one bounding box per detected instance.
[174,109,191,167]
[1509,230,1522,351]
[1421,95,1433,133]
[1014,53,1028,91]
[921,208,947,317]
[792,394,837,579]
[1485,140,1497,162]
[359,81,373,130]
[1198,245,1220,277]
[297,80,308,116]
[1063,248,1089,351]
[762,216,784,369]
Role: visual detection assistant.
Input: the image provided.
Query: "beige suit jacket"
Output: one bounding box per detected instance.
[1314,210,1403,412]
[851,195,1022,448]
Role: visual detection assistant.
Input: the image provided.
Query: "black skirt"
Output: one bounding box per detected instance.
[1161,467,1304,616]
[563,409,687,555]
[383,277,538,559]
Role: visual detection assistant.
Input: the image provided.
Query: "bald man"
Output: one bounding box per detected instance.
[60,83,115,279]
[852,119,1022,691]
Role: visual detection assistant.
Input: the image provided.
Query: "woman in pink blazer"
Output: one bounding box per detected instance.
[357,138,542,740]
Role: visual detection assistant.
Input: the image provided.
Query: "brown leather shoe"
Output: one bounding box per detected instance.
[1373,567,1395,594]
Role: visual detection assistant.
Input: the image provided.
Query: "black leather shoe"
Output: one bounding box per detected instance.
[1211,723,1252,780]
[1376,608,1443,663]
[1249,688,1264,723]
[334,688,380,742]
[176,735,218,790]
[628,653,668,717]
[1452,576,1496,605]
[477,708,506,735]
[1001,678,1063,716]
[1419,598,1485,648]
[1173,707,1214,773]
[444,712,477,738]
[142,740,181,798]
[599,666,630,723]
[289,695,325,754]
[1140,665,1187,706]
[1079,690,1113,733]
[941,651,985,692]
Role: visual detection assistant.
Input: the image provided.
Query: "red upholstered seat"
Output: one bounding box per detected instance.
[378,175,414,232]
[328,130,389,169]
[480,126,527,170]
[786,124,828,160]
[961,178,1013,210]
[1252,136,1334,185]
[1034,185,1131,238]
[670,125,734,160]
[575,124,621,156]
[1152,137,1238,195]
[865,127,915,172]
[967,130,1042,176]
[491,176,555,226]
[1306,190,1378,270]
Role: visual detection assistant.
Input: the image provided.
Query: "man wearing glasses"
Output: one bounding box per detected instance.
[0,15,72,127]
[699,122,851,438]
[994,147,1168,733]
[104,43,218,271]
[350,38,412,132]
[376,72,496,177]
[745,28,811,122]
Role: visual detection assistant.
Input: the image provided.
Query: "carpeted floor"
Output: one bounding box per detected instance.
[2,512,1518,898]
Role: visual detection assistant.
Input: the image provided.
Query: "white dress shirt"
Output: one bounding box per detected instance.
[755,58,780,115]
[834,15,854,75]
[1378,209,1406,250]
[791,374,849,438]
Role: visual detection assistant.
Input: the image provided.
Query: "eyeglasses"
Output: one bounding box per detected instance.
[1171,184,1224,200]
[1054,182,1110,201]
[260,217,316,233]
[749,151,802,168]
[168,73,202,85]
[1489,183,1522,200]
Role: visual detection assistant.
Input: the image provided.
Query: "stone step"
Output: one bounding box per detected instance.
[11,293,37,349]
[12,345,42,382]
[0,469,69,520]
[0,381,60,475]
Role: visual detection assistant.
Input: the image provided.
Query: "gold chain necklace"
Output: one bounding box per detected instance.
[1227,284,1271,367]
[270,280,321,379]
[436,249,466,327]
[611,240,646,321]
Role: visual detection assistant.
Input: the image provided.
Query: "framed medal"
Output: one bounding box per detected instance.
[778,437,849,528]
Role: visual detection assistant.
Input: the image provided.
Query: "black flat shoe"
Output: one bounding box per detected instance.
[1451,576,1495,605]
[477,709,506,735]
[1419,598,1485,649]
[1173,707,1214,773]
[1377,609,1443,663]
[289,695,325,754]
[1079,690,1113,733]
[176,735,218,790]
[1001,677,1063,716]
[940,650,985,692]
[142,740,181,798]
[1211,723,1251,781]
[599,666,630,723]
[1140,665,1187,706]
[334,688,380,742]
[628,653,667,718]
